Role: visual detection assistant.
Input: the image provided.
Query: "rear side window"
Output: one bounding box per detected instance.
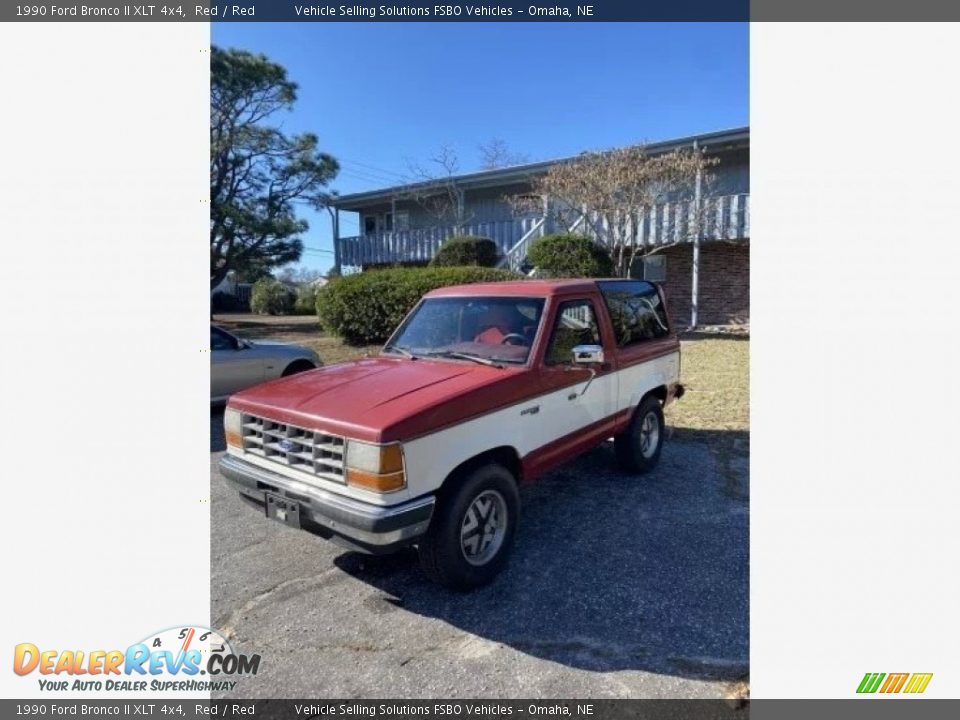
[598,280,670,347]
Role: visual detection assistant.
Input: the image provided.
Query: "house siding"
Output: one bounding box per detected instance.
[706,147,749,195]
[352,152,748,236]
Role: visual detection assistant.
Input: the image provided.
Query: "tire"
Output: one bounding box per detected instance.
[281,360,316,377]
[419,463,520,591]
[614,395,665,474]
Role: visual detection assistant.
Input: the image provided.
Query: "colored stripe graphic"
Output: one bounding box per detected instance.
[880,673,909,693]
[858,672,932,694]
[857,673,885,693]
[904,673,933,694]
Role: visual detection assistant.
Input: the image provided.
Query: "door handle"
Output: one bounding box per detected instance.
[566,368,598,400]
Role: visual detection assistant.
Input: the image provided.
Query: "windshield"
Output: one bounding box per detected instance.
[385,296,546,365]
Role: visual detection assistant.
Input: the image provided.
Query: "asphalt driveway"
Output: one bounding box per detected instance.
[210,409,748,699]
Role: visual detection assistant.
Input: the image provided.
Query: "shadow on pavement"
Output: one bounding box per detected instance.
[334,437,749,682]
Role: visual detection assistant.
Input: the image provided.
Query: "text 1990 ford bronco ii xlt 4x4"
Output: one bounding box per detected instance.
[220,279,684,589]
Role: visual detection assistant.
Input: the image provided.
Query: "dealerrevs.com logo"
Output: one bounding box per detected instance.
[13,626,260,693]
[857,672,933,695]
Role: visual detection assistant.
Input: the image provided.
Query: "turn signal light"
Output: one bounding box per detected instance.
[345,469,406,493]
[224,407,242,448]
[345,440,406,492]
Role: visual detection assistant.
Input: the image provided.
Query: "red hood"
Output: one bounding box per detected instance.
[228,356,534,442]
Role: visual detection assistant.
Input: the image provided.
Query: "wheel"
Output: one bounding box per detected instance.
[614,395,665,474]
[418,463,520,590]
[281,360,316,377]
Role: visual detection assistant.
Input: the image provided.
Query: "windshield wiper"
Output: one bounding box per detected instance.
[384,345,417,359]
[431,351,503,368]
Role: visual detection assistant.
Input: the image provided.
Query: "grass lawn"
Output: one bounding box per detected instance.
[666,335,749,434]
[214,314,749,435]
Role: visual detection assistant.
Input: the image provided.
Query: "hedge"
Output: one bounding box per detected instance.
[430,236,500,267]
[316,266,522,345]
[292,285,319,315]
[527,233,613,278]
[250,278,295,315]
[211,290,246,313]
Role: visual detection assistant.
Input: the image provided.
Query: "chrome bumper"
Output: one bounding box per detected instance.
[218,453,435,553]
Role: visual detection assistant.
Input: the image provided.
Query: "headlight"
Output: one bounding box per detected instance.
[344,440,406,493]
[224,407,242,448]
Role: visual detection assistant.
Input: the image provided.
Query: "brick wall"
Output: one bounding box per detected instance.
[656,242,749,327]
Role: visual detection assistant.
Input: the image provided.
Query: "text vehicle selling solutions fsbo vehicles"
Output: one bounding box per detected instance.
[220,279,684,589]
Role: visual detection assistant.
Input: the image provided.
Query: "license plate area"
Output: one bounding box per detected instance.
[264,491,301,528]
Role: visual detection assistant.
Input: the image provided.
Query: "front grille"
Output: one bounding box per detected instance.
[240,413,346,484]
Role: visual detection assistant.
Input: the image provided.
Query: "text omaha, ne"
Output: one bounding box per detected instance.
[294,5,594,18]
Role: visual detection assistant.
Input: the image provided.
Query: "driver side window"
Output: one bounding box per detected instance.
[545,300,601,365]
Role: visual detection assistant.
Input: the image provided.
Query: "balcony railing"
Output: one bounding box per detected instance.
[574,193,751,246]
[336,218,541,268]
[335,194,749,269]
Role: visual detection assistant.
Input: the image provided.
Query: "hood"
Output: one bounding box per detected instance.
[247,339,306,351]
[228,356,532,442]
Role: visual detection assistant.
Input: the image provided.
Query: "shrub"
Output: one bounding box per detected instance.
[250,278,295,315]
[292,285,318,315]
[430,236,500,268]
[317,266,522,344]
[527,234,613,278]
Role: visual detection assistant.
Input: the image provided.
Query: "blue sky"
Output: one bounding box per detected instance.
[213,22,748,273]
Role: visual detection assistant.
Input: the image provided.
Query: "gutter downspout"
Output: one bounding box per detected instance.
[691,140,702,330]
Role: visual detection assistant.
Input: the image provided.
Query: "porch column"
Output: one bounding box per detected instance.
[691,140,702,330]
[456,189,465,234]
[332,208,341,273]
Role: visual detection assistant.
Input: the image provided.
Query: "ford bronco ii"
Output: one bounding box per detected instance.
[220,279,684,589]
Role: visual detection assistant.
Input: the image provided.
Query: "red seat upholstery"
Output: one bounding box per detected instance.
[474,325,510,344]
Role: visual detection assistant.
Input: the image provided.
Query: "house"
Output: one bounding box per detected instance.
[211,269,238,296]
[330,127,749,328]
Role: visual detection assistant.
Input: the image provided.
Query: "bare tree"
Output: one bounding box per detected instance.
[276,265,325,284]
[403,145,472,233]
[510,145,718,277]
[478,138,529,170]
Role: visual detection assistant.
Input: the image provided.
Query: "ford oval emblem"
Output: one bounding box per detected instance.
[279,439,296,452]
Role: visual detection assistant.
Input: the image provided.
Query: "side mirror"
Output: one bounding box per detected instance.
[234,338,249,351]
[572,344,604,365]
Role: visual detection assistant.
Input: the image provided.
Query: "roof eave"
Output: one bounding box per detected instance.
[331,126,749,211]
